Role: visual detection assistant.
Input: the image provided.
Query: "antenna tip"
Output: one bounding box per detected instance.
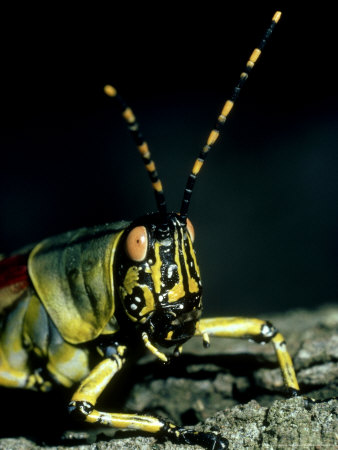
[273,11,282,23]
[104,84,117,97]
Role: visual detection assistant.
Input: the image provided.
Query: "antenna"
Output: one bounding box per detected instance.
[104,85,167,218]
[180,11,282,220]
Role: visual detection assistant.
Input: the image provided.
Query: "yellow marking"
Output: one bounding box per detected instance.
[168,283,185,302]
[181,229,199,294]
[26,372,51,391]
[168,231,186,303]
[218,114,226,124]
[137,142,150,156]
[103,85,117,97]
[273,11,282,23]
[192,158,204,175]
[207,129,219,146]
[203,332,210,346]
[142,332,167,362]
[152,180,163,192]
[166,330,174,340]
[122,107,136,123]
[221,99,234,117]
[32,346,43,358]
[117,345,127,357]
[123,266,139,296]
[150,242,162,294]
[85,410,165,432]
[146,161,156,172]
[187,236,200,278]
[195,320,201,333]
[119,286,126,299]
[248,48,261,67]
[120,266,142,322]
[189,277,198,292]
[240,72,248,80]
[139,286,155,316]
[168,228,199,301]
[96,346,104,358]
[273,332,285,345]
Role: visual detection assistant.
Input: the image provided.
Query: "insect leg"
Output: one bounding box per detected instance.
[196,317,299,395]
[69,347,228,448]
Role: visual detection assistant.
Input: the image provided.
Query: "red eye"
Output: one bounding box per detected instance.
[125,226,148,262]
[186,218,195,242]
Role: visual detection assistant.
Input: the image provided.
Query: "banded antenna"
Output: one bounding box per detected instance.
[180,11,282,220]
[104,85,167,218]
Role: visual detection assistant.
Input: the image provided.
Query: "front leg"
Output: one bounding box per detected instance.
[68,343,228,449]
[196,317,300,394]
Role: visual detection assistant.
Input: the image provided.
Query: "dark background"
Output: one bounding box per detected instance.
[1,5,337,317]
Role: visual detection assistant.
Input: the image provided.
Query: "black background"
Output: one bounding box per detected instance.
[1,4,337,317]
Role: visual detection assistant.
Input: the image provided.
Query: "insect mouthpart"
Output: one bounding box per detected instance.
[144,307,202,348]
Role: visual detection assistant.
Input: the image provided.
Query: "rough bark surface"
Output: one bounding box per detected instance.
[0,305,337,449]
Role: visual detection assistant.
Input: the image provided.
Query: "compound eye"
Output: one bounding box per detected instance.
[125,226,148,262]
[186,218,195,243]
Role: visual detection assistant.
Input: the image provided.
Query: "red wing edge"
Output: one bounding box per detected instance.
[0,254,30,313]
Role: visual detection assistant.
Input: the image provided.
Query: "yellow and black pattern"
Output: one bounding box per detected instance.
[180,11,281,219]
[104,85,167,217]
[115,213,202,353]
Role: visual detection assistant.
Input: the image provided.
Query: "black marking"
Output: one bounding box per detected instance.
[129,127,144,146]
[286,387,301,398]
[203,340,210,349]
[68,400,94,422]
[249,321,278,344]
